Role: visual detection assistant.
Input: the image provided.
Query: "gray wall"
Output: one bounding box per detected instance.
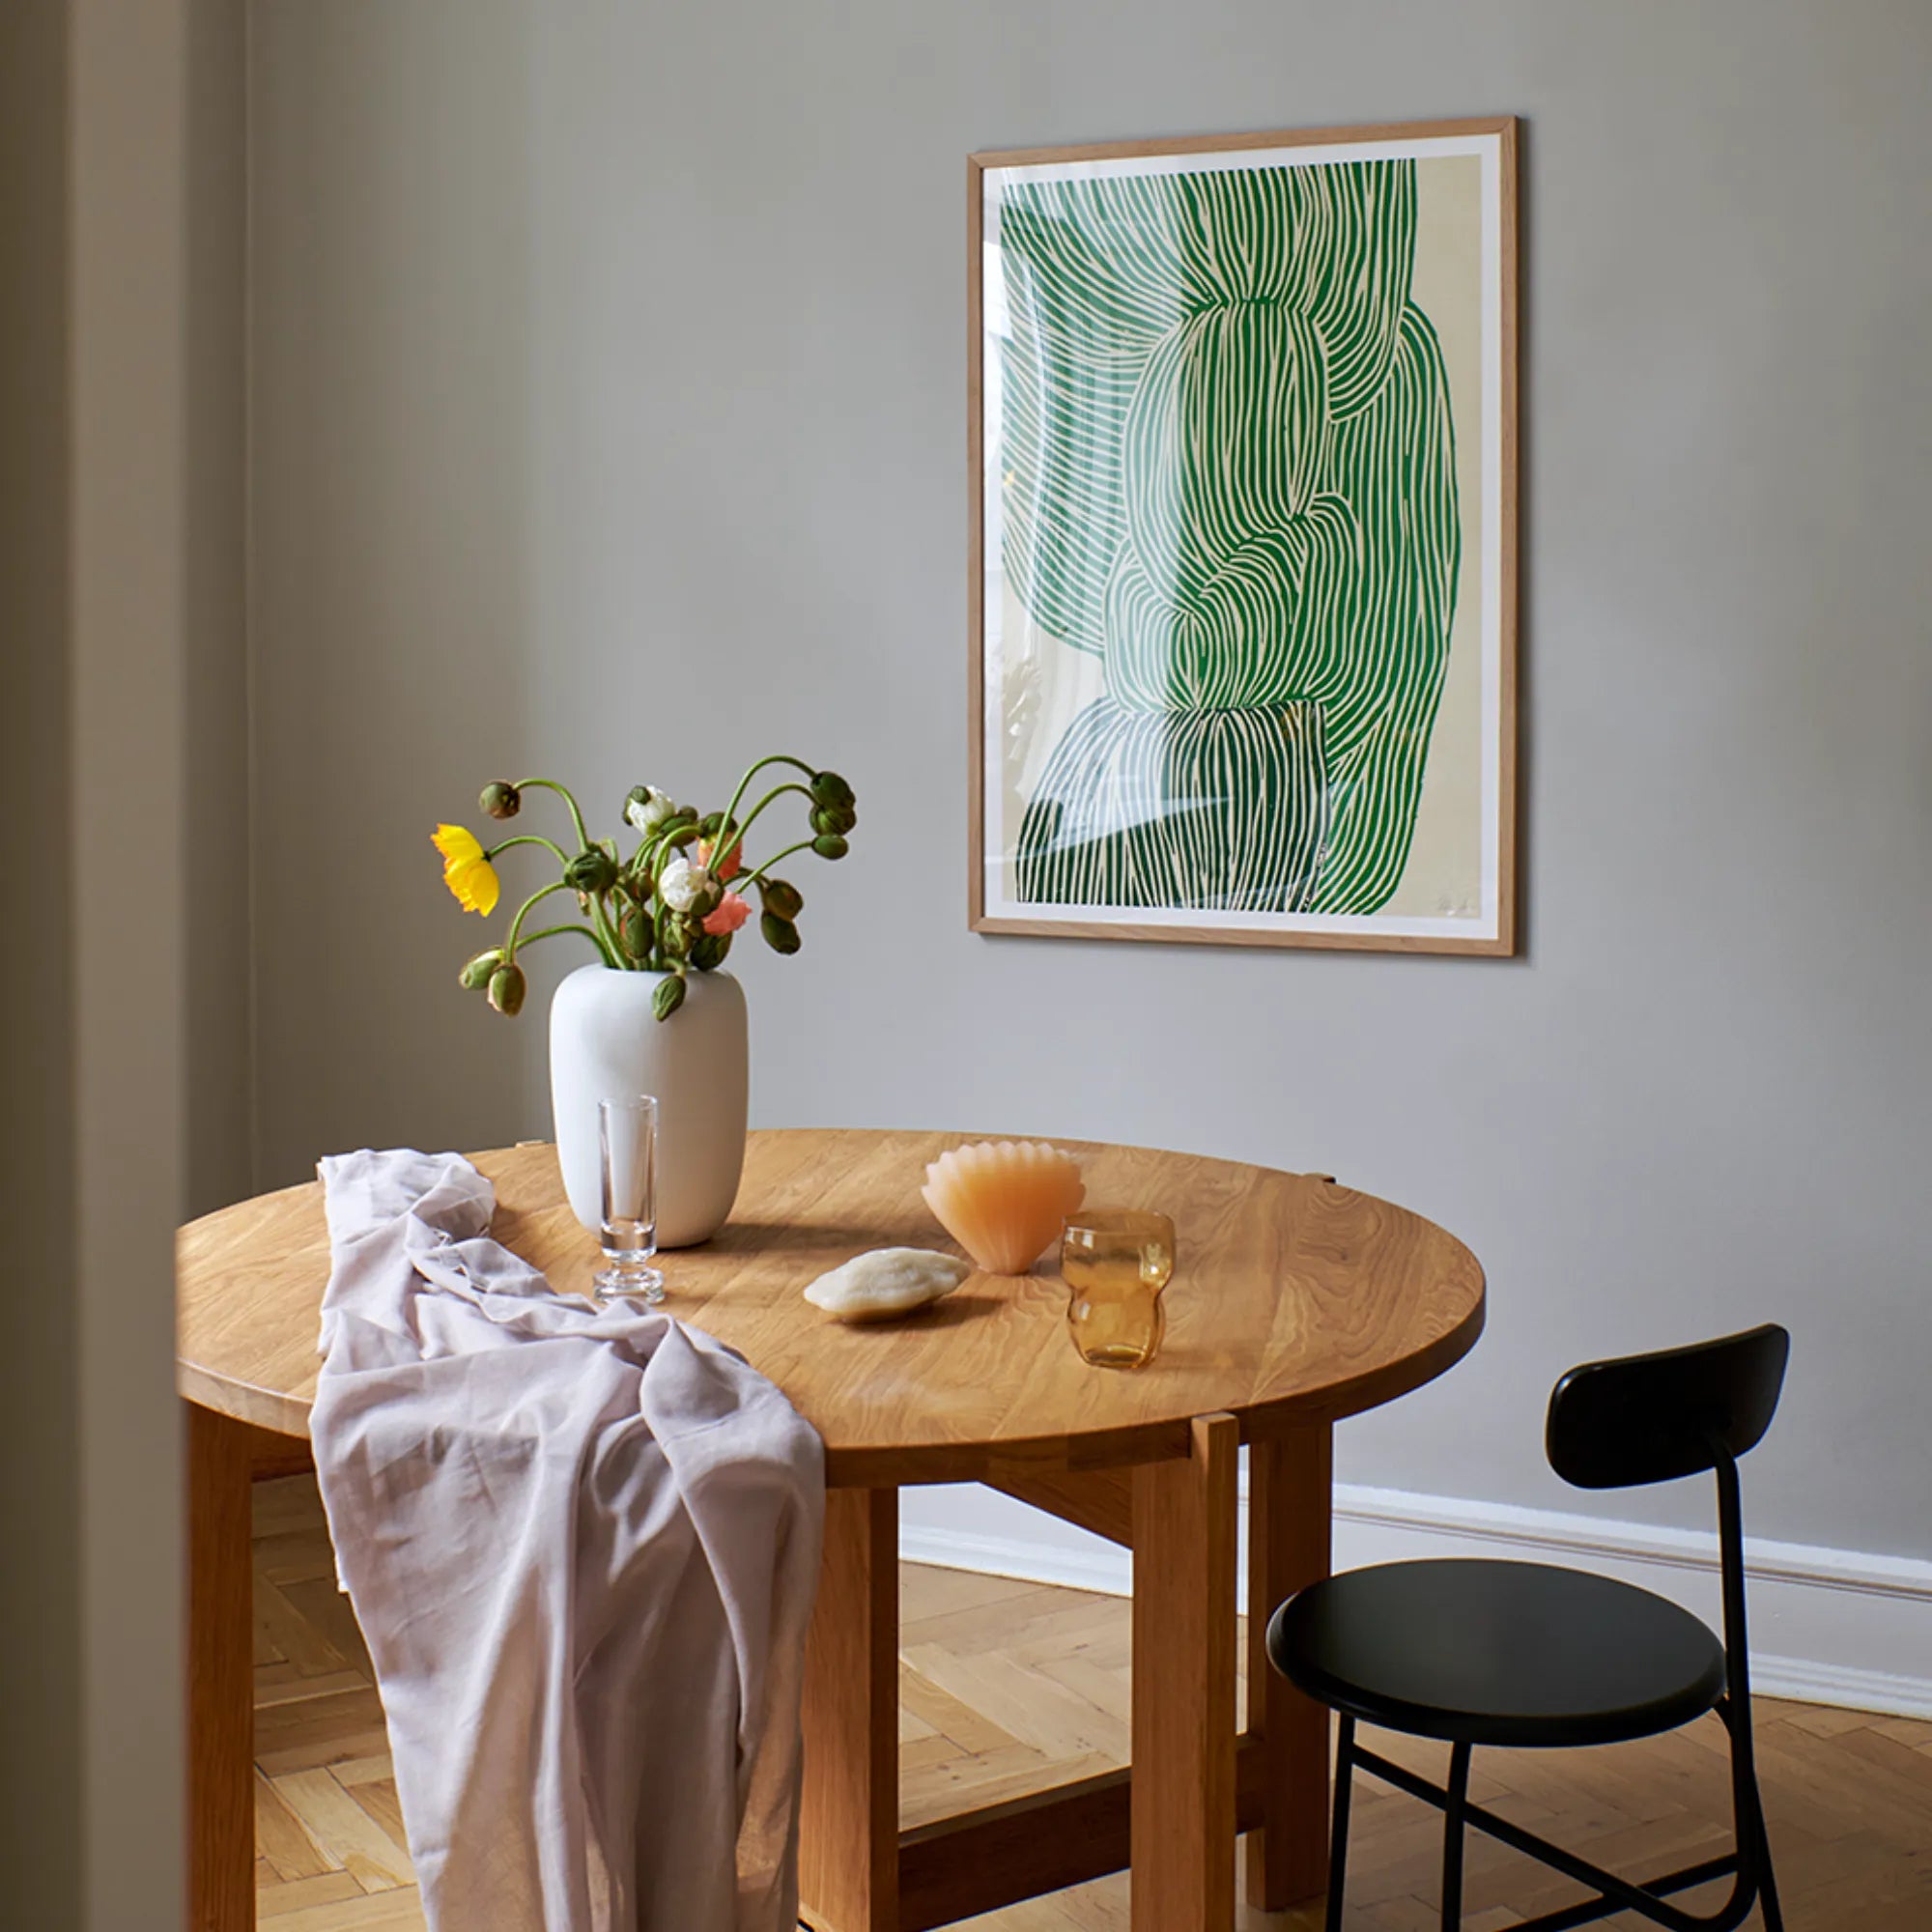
[248,1,1932,1559]
[185,0,254,1218]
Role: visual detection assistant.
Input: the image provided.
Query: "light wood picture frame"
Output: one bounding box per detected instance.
[968,118,1518,954]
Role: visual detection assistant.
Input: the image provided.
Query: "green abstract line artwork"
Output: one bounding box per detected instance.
[998,159,1461,915]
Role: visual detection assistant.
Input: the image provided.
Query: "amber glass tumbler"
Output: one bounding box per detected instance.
[1061,1209,1175,1370]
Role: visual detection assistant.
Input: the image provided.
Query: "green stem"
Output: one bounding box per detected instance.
[484,832,572,867]
[736,837,817,889]
[515,922,619,967]
[720,781,815,872]
[513,777,592,853]
[628,808,684,873]
[587,890,624,966]
[636,814,699,887]
[718,755,816,867]
[631,829,666,879]
[504,880,572,957]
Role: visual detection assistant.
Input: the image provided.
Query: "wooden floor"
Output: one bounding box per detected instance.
[248,1475,1931,1929]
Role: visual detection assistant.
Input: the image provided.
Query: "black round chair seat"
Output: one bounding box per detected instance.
[1266,1558,1729,1748]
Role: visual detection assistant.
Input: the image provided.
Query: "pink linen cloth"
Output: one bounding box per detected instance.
[309,1149,824,1932]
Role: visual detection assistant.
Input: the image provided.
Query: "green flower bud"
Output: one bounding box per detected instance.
[486,961,526,1016]
[617,904,652,960]
[661,914,690,956]
[479,781,521,820]
[563,847,618,895]
[811,770,855,810]
[459,947,504,991]
[810,803,857,837]
[811,833,849,861]
[760,911,803,954]
[690,932,727,972]
[661,814,700,848]
[652,974,686,1022]
[759,878,804,922]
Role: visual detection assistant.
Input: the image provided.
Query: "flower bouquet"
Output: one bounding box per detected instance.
[434,757,858,1021]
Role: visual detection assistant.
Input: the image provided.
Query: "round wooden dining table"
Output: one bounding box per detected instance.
[178,1128,1485,1932]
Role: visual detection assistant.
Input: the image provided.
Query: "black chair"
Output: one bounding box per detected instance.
[1266,1323,1789,1931]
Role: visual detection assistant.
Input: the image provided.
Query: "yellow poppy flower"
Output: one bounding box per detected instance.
[433,823,500,916]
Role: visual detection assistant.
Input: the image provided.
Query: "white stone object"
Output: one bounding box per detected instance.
[549,963,748,1247]
[803,1247,972,1321]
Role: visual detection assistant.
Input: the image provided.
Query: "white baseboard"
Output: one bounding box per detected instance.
[897,1476,1932,1719]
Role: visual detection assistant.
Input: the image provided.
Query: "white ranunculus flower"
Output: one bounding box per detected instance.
[658,856,712,912]
[625,784,675,833]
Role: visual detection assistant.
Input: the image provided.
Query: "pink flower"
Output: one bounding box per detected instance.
[701,891,751,937]
[696,836,742,883]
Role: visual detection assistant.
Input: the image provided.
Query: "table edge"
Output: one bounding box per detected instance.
[179,1279,1488,1488]
[177,1131,1488,1480]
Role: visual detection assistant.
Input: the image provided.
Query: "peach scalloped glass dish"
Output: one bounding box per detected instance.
[921,1140,1086,1276]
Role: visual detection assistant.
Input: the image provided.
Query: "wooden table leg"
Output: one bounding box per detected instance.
[799,1484,899,1932]
[1131,1414,1238,1931]
[186,1401,254,1932]
[1245,1422,1333,1910]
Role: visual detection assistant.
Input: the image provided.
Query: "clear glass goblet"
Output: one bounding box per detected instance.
[596,1094,665,1303]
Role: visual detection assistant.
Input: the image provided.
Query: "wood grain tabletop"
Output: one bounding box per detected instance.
[177,1129,1485,1484]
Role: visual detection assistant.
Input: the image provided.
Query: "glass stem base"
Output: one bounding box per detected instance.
[593,1258,665,1304]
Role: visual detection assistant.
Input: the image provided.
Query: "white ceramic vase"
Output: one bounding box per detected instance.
[549,963,748,1247]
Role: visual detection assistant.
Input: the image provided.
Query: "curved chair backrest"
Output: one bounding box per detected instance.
[1546,1324,1790,1492]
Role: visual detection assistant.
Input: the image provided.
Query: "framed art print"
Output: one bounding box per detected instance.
[968,118,1518,953]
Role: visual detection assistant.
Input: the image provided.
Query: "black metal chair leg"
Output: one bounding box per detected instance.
[1441,1741,1472,1930]
[1749,1778,1783,1932]
[1327,1715,1356,1932]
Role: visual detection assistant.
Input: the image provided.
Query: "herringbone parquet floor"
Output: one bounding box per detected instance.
[248,1476,1931,1929]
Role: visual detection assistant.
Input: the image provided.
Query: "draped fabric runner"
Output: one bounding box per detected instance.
[309,1150,824,1932]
